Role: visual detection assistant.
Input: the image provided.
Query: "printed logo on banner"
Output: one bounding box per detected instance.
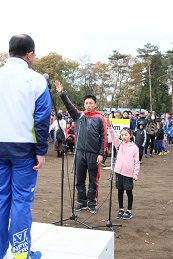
[106,118,130,137]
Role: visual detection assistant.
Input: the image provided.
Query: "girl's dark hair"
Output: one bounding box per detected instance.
[111,111,115,118]
[56,112,62,120]
[9,34,35,56]
[84,94,96,103]
[157,122,163,129]
[123,110,129,114]
[121,127,134,141]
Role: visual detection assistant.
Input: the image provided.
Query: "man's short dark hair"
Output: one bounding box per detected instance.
[84,94,96,103]
[123,110,129,114]
[9,34,35,56]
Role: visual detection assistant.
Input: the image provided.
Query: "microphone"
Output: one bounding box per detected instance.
[43,73,52,90]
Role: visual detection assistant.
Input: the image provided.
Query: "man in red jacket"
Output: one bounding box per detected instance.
[55,80,107,214]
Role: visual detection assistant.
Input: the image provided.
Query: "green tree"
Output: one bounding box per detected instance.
[0,52,8,67]
[128,58,143,109]
[108,51,134,109]
[92,62,112,110]
[32,52,79,110]
[74,54,112,110]
[162,50,173,112]
[136,44,171,113]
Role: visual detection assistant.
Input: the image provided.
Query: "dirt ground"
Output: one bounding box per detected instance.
[32,143,173,259]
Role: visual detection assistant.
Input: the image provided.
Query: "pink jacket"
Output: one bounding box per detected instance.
[109,126,140,180]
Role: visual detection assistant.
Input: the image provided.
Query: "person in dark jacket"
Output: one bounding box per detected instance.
[156,122,169,155]
[144,112,157,158]
[133,121,146,162]
[55,80,107,214]
[122,110,134,131]
[128,111,137,131]
[65,121,75,153]
[136,111,147,129]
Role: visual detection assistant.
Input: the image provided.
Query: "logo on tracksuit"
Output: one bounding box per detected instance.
[12,229,29,254]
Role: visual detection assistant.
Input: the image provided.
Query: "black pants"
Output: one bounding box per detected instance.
[145,134,155,155]
[102,152,108,164]
[75,150,100,207]
[139,147,144,161]
[118,189,133,210]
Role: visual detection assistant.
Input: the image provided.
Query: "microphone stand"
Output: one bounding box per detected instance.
[89,145,122,238]
[46,80,67,226]
[47,78,118,232]
[59,140,68,226]
[52,116,91,228]
[45,77,90,228]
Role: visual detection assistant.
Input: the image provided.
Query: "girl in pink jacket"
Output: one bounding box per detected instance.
[106,119,140,220]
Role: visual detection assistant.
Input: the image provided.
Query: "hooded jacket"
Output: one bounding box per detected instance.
[133,123,147,148]
[108,126,140,180]
[60,92,107,155]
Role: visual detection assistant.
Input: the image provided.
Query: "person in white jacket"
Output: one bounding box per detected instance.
[50,112,66,157]
[0,34,51,259]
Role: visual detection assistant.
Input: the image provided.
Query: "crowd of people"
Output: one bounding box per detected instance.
[100,109,172,163]
[48,91,173,221]
[50,108,173,164]
[49,109,75,157]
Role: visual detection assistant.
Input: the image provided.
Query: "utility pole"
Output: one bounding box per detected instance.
[108,50,129,111]
[168,65,173,112]
[148,58,152,111]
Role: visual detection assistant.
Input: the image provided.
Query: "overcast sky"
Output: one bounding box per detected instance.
[1,0,173,63]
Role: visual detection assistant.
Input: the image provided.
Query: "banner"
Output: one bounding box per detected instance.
[108,118,130,137]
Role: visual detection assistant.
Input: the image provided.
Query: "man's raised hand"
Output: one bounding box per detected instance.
[55,80,63,93]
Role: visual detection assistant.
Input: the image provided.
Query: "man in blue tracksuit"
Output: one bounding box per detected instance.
[0,34,51,259]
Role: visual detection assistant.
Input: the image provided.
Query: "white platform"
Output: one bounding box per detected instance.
[6,222,114,259]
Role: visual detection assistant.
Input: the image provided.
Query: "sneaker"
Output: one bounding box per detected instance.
[27,251,42,259]
[149,154,153,158]
[116,210,124,219]
[88,205,97,214]
[163,151,168,155]
[144,154,148,158]
[158,152,162,156]
[74,203,87,211]
[122,210,132,220]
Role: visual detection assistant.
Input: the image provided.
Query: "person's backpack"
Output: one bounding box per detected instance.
[56,120,65,142]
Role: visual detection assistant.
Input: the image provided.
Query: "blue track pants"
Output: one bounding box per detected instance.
[0,158,37,259]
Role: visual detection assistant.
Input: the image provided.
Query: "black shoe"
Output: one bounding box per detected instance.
[88,205,97,214]
[122,210,132,220]
[74,203,87,211]
[100,162,106,167]
[116,209,124,219]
